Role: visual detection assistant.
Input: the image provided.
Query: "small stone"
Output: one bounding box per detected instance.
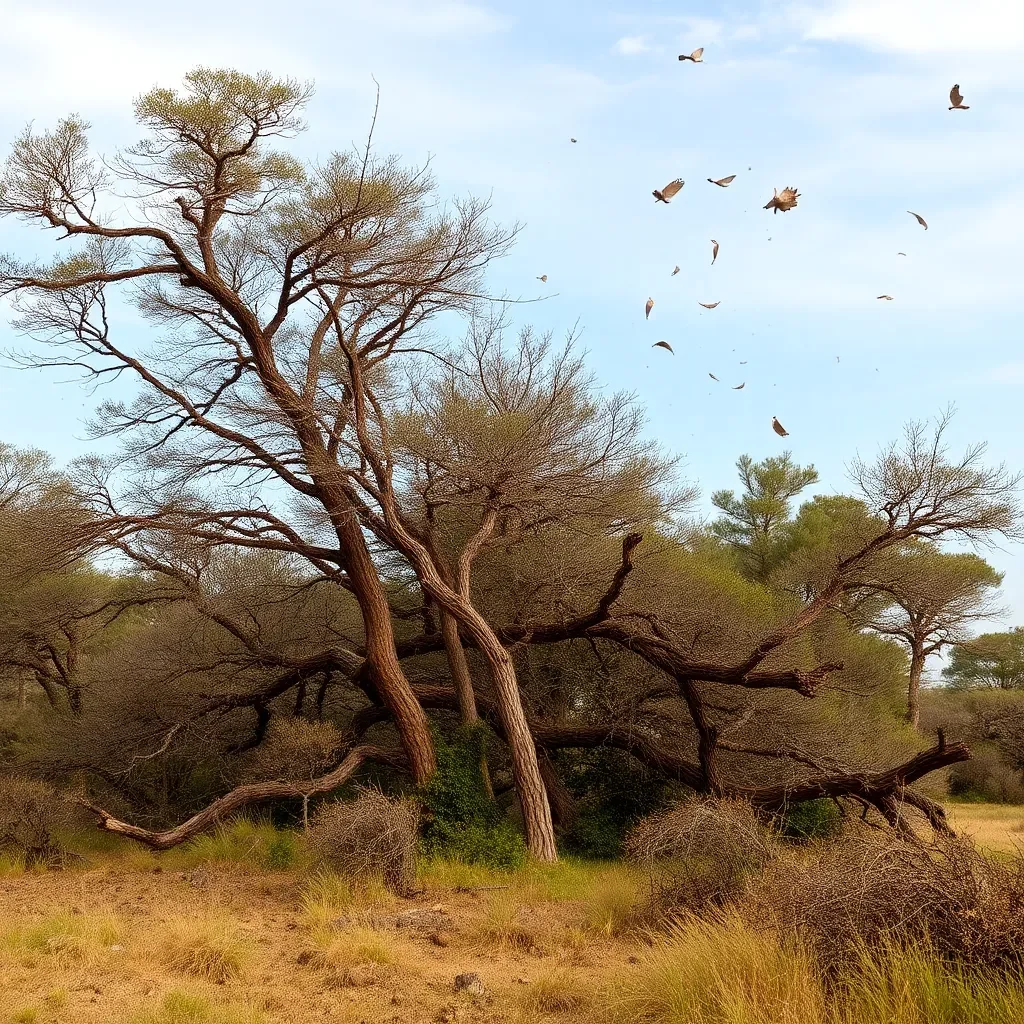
[453,972,485,997]
[342,964,376,988]
[110,944,123,952]
[429,930,450,948]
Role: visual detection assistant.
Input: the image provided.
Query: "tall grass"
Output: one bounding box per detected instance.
[167,818,299,871]
[158,917,249,983]
[130,989,267,1024]
[607,912,1024,1024]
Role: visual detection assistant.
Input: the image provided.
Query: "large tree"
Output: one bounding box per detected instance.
[943,628,1024,691]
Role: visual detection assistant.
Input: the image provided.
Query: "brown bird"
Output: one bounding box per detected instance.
[877,294,894,300]
[537,275,548,282]
[653,178,685,203]
[733,383,745,389]
[711,239,719,264]
[764,186,799,214]
[708,175,736,187]
[698,301,720,309]
[949,84,969,110]
[645,297,654,319]
[678,47,704,62]
[907,210,928,230]
[653,341,674,354]
[772,416,789,437]
[671,265,680,276]
[709,373,719,381]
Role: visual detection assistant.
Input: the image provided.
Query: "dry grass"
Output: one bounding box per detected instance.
[947,800,1024,854]
[2,822,1024,1024]
[158,917,248,983]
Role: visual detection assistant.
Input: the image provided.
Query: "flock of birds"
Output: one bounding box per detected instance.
[537,52,972,440]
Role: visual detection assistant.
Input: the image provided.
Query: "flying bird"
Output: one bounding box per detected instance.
[732,383,745,390]
[570,137,577,143]
[711,239,719,264]
[699,301,720,309]
[772,417,789,437]
[653,341,674,354]
[897,252,907,256]
[671,265,680,276]
[739,361,747,364]
[678,47,704,62]
[707,175,736,187]
[653,178,685,203]
[645,297,654,319]
[764,186,799,214]
[949,84,969,110]
[537,275,548,282]
[709,373,719,381]
[907,211,928,230]
[877,294,894,300]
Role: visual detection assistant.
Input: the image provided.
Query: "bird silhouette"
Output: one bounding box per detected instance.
[707,175,736,187]
[653,341,674,354]
[772,417,789,437]
[678,47,704,62]
[764,187,799,214]
[949,84,970,110]
[711,240,719,265]
[653,178,685,203]
[907,211,928,230]
[645,297,654,319]
[699,301,720,309]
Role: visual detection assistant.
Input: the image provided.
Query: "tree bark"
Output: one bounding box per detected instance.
[906,640,925,730]
[332,508,436,785]
[78,744,405,849]
[439,609,495,800]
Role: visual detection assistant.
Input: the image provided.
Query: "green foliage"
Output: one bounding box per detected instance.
[711,453,819,581]
[777,798,844,842]
[947,743,1024,803]
[944,627,1024,690]
[557,749,673,859]
[419,727,526,869]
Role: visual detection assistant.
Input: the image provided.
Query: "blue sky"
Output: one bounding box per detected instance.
[0,0,1022,659]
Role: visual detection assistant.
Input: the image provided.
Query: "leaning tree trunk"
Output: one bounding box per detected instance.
[333,509,436,785]
[906,641,926,730]
[439,609,495,800]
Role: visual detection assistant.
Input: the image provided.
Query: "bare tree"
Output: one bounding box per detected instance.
[0,68,523,790]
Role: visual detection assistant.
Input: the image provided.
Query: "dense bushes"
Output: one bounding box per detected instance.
[0,776,74,865]
[419,727,526,869]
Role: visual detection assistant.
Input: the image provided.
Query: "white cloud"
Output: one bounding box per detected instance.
[614,35,652,56]
[796,0,1024,54]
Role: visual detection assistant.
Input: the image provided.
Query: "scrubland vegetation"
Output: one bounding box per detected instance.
[4,66,1024,1024]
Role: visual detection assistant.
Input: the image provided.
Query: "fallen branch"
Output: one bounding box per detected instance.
[76,743,406,850]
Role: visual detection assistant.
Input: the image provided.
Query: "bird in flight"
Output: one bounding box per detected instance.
[772,417,789,436]
[877,294,894,300]
[711,239,719,264]
[678,47,704,62]
[739,361,747,365]
[570,137,577,143]
[907,211,928,229]
[764,186,799,214]
[949,84,969,110]
[709,373,719,381]
[653,341,674,354]
[653,178,685,203]
[699,301,720,309]
[708,175,736,187]
[645,297,654,319]
[897,252,907,256]
[537,275,548,283]
[733,383,745,390]
[671,265,680,276]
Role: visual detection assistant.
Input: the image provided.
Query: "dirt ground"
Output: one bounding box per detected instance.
[0,855,637,1024]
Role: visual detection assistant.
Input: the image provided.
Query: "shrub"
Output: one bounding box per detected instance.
[159,917,247,983]
[743,826,1024,974]
[625,797,780,920]
[420,727,526,869]
[948,743,1024,803]
[0,777,74,866]
[307,787,419,895]
[777,798,844,842]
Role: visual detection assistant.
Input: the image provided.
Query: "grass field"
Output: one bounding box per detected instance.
[945,800,1024,854]
[2,809,1024,1024]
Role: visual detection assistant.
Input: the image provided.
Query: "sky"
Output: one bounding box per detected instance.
[0,0,1022,667]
